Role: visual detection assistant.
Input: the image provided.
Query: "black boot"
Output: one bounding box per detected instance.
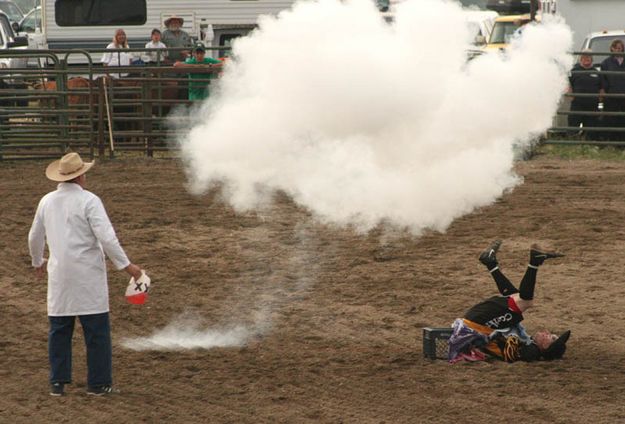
[479,240,502,270]
[530,244,564,266]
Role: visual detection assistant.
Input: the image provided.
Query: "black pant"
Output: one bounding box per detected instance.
[569,100,598,130]
[48,312,112,388]
[489,266,537,300]
[602,98,625,140]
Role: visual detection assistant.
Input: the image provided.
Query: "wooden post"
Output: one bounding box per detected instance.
[97,78,105,158]
[142,77,153,158]
[57,61,69,153]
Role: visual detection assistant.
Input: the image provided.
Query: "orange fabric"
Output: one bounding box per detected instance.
[463,319,493,335]
[463,319,504,358]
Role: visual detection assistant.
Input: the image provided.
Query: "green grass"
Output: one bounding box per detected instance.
[536,144,625,160]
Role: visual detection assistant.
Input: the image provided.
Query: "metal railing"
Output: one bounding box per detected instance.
[5,47,625,161]
[547,50,625,146]
[0,47,224,161]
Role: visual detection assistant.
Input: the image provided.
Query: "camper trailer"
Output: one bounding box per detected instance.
[31,0,298,60]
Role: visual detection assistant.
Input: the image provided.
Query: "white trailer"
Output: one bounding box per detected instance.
[36,0,297,58]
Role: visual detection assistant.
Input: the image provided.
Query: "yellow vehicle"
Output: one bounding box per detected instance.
[484,13,538,51]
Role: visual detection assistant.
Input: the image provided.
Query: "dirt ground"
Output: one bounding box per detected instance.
[1,155,624,423]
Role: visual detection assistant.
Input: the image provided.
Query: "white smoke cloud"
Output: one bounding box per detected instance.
[178,0,573,234]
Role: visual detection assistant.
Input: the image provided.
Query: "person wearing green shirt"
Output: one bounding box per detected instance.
[174,45,222,101]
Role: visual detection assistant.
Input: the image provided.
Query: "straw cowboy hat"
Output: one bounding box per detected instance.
[164,15,184,27]
[46,152,94,182]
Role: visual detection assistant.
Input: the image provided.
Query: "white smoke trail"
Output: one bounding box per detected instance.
[121,317,252,351]
[121,223,325,351]
[177,0,572,235]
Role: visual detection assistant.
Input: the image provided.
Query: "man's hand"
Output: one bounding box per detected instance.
[34,260,47,279]
[125,263,143,280]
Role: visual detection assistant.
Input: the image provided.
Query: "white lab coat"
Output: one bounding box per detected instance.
[28,183,130,316]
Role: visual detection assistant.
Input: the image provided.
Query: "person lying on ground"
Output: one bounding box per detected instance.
[448,240,570,363]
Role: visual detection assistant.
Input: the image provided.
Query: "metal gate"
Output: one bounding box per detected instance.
[0,48,219,160]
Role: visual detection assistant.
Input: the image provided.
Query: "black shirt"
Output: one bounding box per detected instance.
[464,296,524,329]
[569,63,601,107]
[600,56,625,94]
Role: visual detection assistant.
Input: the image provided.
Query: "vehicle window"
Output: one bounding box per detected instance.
[589,36,624,64]
[21,8,39,32]
[14,0,35,12]
[489,20,528,44]
[0,12,14,38]
[0,2,24,22]
[56,0,147,26]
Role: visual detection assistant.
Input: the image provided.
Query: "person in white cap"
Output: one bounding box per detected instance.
[28,152,144,397]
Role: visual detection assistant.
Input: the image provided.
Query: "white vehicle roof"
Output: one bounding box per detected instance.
[581,30,625,52]
[583,30,625,42]
[580,30,625,63]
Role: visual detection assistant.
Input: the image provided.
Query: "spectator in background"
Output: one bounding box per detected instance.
[101,29,132,78]
[600,39,625,140]
[174,44,222,101]
[161,15,192,62]
[142,28,167,64]
[568,50,601,132]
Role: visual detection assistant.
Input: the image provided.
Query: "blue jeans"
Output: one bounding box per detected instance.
[48,312,112,388]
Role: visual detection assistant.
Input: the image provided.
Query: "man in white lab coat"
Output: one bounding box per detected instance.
[28,152,143,397]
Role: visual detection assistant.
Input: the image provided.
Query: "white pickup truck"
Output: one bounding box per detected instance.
[0,10,27,68]
[579,31,625,63]
[0,11,28,105]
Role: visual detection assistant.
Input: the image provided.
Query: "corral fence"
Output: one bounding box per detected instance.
[3,48,625,161]
[542,49,625,147]
[0,47,223,161]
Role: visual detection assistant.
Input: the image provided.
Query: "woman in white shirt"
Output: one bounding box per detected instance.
[101,29,132,78]
[143,28,168,64]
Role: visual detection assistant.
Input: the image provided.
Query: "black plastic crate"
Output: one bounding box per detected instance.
[423,327,453,360]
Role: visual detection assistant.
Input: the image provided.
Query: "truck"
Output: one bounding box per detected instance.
[0,10,29,105]
[28,0,299,60]
[0,10,28,70]
[480,1,554,51]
